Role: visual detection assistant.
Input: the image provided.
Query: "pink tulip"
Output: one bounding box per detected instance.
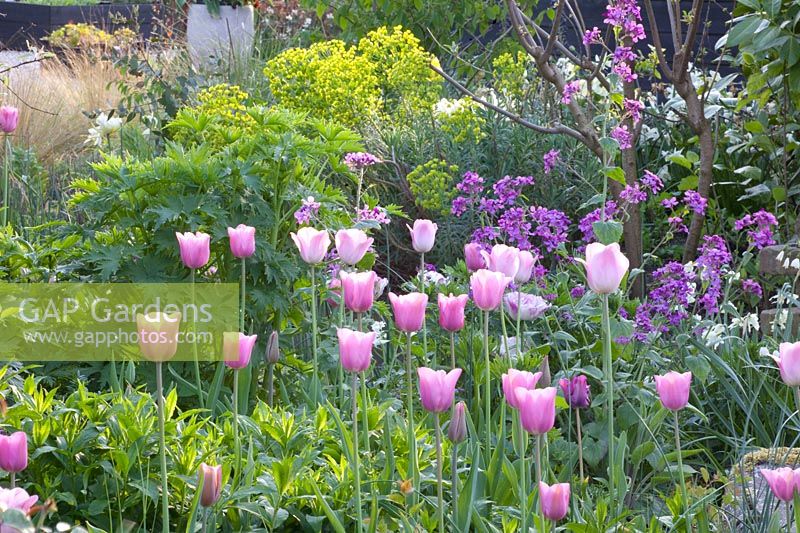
[291,227,330,264]
[760,468,797,502]
[176,231,211,269]
[0,106,19,134]
[539,481,570,521]
[654,371,692,411]
[198,462,222,507]
[417,367,462,413]
[337,328,375,372]
[408,219,437,253]
[559,375,591,409]
[136,312,182,363]
[772,342,800,387]
[340,271,377,313]
[223,333,258,370]
[515,250,536,284]
[515,386,557,435]
[437,293,469,332]
[583,242,629,294]
[503,292,549,321]
[501,369,542,409]
[481,244,520,279]
[470,269,511,311]
[0,487,37,515]
[389,292,428,332]
[327,278,342,308]
[0,432,27,473]
[335,229,373,266]
[227,224,256,258]
[464,243,485,271]
[448,401,468,443]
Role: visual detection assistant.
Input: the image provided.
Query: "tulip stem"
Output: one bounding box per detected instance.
[434,413,445,532]
[405,332,418,505]
[352,372,363,533]
[339,279,346,410]
[483,310,491,458]
[674,410,688,517]
[450,331,456,371]
[517,414,527,533]
[156,361,169,533]
[233,369,241,488]
[576,408,585,485]
[267,363,274,407]
[515,290,522,352]
[536,434,544,533]
[240,259,246,332]
[310,265,320,404]
[358,312,370,455]
[420,254,429,365]
[451,441,459,525]
[9,472,14,489]
[500,306,510,360]
[601,293,615,503]
[191,269,204,409]
[2,134,9,227]
[786,502,791,533]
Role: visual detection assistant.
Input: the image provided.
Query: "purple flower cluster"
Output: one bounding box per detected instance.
[562,81,581,104]
[579,200,619,242]
[611,125,633,150]
[294,196,321,224]
[632,261,695,340]
[583,27,601,45]
[734,209,778,250]
[357,205,390,225]
[604,0,646,42]
[684,190,708,215]
[470,226,498,246]
[742,279,763,298]
[641,170,663,194]
[529,206,571,252]
[620,182,647,204]
[494,175,535,206]
[452,171,485,216]
[543,149,561,174]
[498,207,533,249]
[344,152,380,171]
[668,216,688,233]
[570,285,586,299]
[695,235,732,314]
[624,98,644,124]
[661,197,678,209]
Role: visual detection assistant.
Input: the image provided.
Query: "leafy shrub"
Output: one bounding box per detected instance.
[406,158,459,215]
[46,24,136,50]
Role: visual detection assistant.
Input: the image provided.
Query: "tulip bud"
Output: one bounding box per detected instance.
[265,331,280,364]
[447,401,468,444]
[198,462,222,507]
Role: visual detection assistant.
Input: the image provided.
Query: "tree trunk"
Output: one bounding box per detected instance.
[621,81,644,297]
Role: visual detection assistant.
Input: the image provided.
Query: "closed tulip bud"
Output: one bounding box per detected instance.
[290,227,330,265]
[559,375,590,409]
[470,269,511,311]
[265,331,279,364]
[388,292,428,332]
[335,228,373,266]
[408,219,437,253]
[539,481,570,521]
[175,231,211,270]
[773,342,800,387]
[223,333,258,370]
[515,250,536,284]
[583,242,629,294]
[501,369,541,409]
[136,312,181,363]
[0,432,27,473]
[437,293,469,332]
[0,106,19,134]
[340,271,377,313]
[227,224,256,258]
[760,468,798,502]
[417,367,462,413]
[464,243,485,272]
[515,387,557,435]
[337,327,375,373]
[503,292,549,321]
[481,244,520,279]
[447,401,468,444]
[198,462,222,507]
[654,371,692,411]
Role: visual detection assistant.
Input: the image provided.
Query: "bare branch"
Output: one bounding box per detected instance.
[542,0,566,62]
[642,0,674,80]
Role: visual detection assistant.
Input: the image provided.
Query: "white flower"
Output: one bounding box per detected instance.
[704,323,727,349]
[731,313,759,335]
[790,258,799,270]
[86,112,123,146]
[424,270,447,285]
[433,98,463,117]
[777,250,785,262]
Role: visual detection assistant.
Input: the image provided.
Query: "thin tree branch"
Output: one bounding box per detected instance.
[542,0,566,61]
[642,0,674,80]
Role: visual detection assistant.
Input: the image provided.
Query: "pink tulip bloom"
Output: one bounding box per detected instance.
[136,312,181,363]
[0,106,19,134]
[437,293,469,332]
[559,375,591,409]
[515,250,536,284]
[448,401,468,443]
[227,224,256,258]
[408,219,437,253]
[502,369,542,409]
[198,462,222,507]
[176,231,211,269]
[761,468,797,502]
[340,271,377,313]
[772,342,800,387]
[0,487,37,515]
[654,371,692,411]
[470,269,511,311]
[0,432,27,473]
[515,386,557,435]
[389,292,428,332]
[539,481,570,521]
[335,229,373,266]
[223,333,258,370]
[417,367,462,413]
[291,227,330,264]
[481,244,520,279]
[464,243,486,271]
[503,292,549,321]
[337,328,375,373]
[583,242,629,294]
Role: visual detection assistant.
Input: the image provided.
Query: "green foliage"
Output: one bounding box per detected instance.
[46,24,136,50]
[406,158,459,215]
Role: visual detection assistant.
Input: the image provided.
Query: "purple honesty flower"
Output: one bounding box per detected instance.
[735,209,778,250]
[742,279,763,298]
[624,98,644,123]
[613,46,636,64]
[695,235,732,314]
[544,149,561,174]
[668,216,688,233]
[570,285,586,299]
[612,61,638,82]
[661,197,678,209]
[620,182,647,204]
[632,261,695,340]
[562,81,581,104]
[294,196,321,224]
[494,175,535,206]
[611,125,633,150]
[579,201,619,242]
[684,190,708,215]
[641,170,663,194]
[529,206,571,252]
[624,20,646,42]
[456,171,485,195]
[498,207,533,250]
[451,196,469,217]
[583,27,601,45]
[471,226,498,246]
[344,152,380,170]
[357,205,390,225]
